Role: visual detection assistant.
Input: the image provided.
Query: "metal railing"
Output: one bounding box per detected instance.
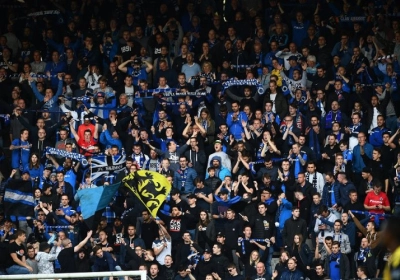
[0,270,147,279]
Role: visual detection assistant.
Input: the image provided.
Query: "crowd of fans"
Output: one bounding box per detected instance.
[1,0,400,279]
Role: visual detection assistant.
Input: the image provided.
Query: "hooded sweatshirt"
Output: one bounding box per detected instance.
[205,156,232,181]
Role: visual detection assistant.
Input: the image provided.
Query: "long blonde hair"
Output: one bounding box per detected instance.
[249,250,260,265]
[200,108,212,127]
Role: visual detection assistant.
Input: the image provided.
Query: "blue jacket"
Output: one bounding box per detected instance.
[11,139,31,169]
[100,130,122,150]
[226,111,247,140]
[280,269,304,280]
[87,97,117,119]
[205,156,232,181]
[291,20,310,47]
[276,198,293,231]
[331,41,354,66]
[339,182,356,207]
[46,38,81,61]
[92,251,117,272]
[31,79,63,112]
[369,127,390,148]
[322,181,341,207]
[352,143,373,173]
[173,167,198,194]
[44,61,67,88]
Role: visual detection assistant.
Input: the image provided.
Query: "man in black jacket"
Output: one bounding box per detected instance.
[282,207,308,249]
[195,249,217,280]
[211,243,230,279]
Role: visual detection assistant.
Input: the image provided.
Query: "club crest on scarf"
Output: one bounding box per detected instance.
[123,170,172,217]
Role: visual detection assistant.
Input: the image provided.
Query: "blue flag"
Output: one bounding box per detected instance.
[4,179,35,219]
[76,183,120,228]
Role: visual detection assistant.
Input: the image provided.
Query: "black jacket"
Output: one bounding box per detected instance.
[282,217,308,248]
[195,259,217,280]
[211,254,230,279]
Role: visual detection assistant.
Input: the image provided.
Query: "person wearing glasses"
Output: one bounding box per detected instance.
[225,263,244,280]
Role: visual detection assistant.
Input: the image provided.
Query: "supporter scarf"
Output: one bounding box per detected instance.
[256,143,264,159]
[392,76,398,91]
[202,120,208,131]
[325,110,342,128]
[358,248,371,262]
[309,128,321,160]
[222,79,264,95]
[44,147,88,166]
[335,90,344,102]
[306,172,318,190]
[178,168,188,190]
[134,153,146,168]
[330,252,341,263]
[294,113,303,131]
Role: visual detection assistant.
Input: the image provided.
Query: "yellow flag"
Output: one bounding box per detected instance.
[122,170,172,218]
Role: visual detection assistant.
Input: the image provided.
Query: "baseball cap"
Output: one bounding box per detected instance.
[203,248,211,254]
[96,92,105,98]
[216,232,225,238]
[133,58,141,65]
[45,164,53,171]
[22,170,30,175]
[214,140,222,144]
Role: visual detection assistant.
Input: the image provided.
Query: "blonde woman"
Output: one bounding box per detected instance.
[288,234,312,274]
[201,61,216,83]
[195,108,215,145]
[245,250,263,277]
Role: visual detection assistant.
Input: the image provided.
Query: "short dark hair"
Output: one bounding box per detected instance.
[92,245,103,254]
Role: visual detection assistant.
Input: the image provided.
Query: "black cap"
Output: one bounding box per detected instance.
[203,248,211,254]
[216,232,225,238]
[45,164,53,171]
[133,58,141,65]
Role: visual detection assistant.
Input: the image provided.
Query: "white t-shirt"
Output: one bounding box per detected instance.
[152,239,172,265]
[270,93,277,113]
